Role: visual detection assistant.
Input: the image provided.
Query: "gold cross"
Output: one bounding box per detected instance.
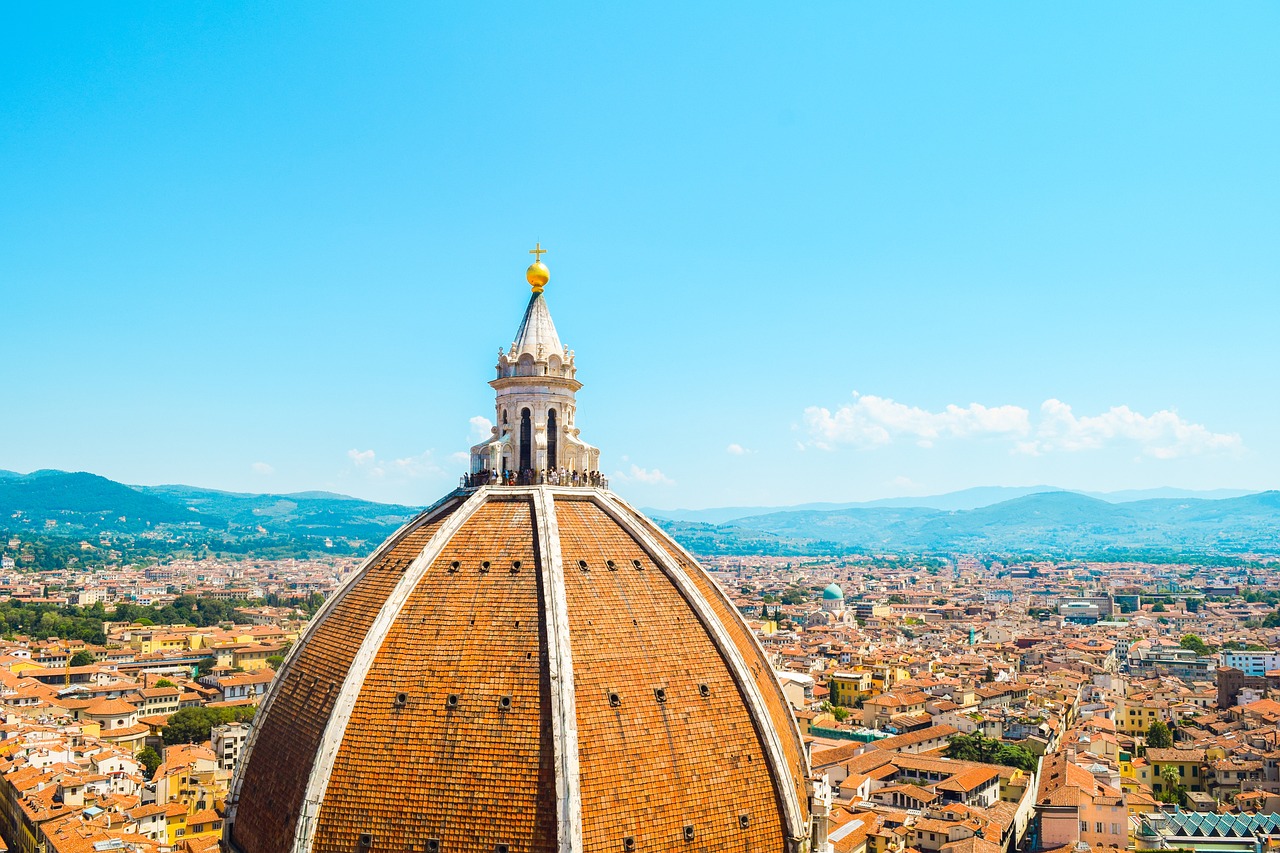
[529,242,547,263]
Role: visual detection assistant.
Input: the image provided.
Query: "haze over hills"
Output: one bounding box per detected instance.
[642,485,1259,524]
[653,490,1280,556]
[0,469,1275,560]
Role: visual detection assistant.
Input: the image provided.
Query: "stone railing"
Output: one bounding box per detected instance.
[460,470,608,490]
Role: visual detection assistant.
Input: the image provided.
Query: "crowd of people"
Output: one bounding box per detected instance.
[461,467,608,489]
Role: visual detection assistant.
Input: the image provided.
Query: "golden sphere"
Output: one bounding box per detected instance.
[526,261,550,292]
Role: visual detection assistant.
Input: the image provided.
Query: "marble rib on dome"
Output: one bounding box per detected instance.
[511,291,564,359]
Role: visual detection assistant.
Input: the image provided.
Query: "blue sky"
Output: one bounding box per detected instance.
[2,3,1277,508]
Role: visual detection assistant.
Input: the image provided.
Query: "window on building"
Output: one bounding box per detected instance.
[519,409,532,470]
[1080,821,1088,834]
[1096,823,1103,834]
[547,409,558,469]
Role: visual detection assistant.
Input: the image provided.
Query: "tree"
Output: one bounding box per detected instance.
[137,746,162,778]
[1180,634,1214,656]
[819,701,849,723]
[1158,764,1186,804]
[945,733,1036,772]
[68,650,96,667]
[1152,603,1166,613]
[155,678,176,688]
[162,706,256,745]
[1146,720,1173,750]
[266,655,285,670]
[780,589,806,606]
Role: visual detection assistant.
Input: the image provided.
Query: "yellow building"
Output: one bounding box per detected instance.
[829,671,873,706]
[1119,694,1170,735]
[1147,747,1207,795]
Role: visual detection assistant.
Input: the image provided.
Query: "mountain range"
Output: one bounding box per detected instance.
[641,485,1258,524]
[0,470,419,551]
[649,489,1280,556]
[1,469,1276,559]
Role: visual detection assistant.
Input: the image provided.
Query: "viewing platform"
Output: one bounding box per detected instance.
[460,469,609,490]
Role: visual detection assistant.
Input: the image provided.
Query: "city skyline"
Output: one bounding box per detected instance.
[3,4,1277,508]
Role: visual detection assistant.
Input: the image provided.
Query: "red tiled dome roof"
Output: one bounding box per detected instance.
[225,485,810,853]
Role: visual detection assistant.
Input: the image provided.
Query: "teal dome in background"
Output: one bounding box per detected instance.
[821,583,844,600]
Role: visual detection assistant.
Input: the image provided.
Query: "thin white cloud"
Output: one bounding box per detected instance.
[804,393,1030,450]
[469,415,494,443]
[250,462,274,475]
[1019,399,1243,459]
[805,392,1242,459]
[346,448,444,481]
[391,451,444,479]
[613,464,675,485]
[726,443,753,456]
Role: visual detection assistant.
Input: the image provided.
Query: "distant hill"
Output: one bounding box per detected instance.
[2,469,1274,561]
[643,485,1258,523]
[138,483,419,540]
[653,490,1280,556]
[0,470,422,555]
[0,470,196,528]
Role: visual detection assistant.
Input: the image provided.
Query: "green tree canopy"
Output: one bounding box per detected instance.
[1180,634,1214,656]
[945,733,1036,772]
[137,746,162,778]
[161,706,256,745]
[1146,720,1173,749]
[68,650,96,667]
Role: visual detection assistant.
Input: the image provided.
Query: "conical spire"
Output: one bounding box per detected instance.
[511,291,563,362]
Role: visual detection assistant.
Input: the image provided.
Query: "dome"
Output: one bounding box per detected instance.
[226,488,810,853]
[225,249,820,853]
[821,583,844,601]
